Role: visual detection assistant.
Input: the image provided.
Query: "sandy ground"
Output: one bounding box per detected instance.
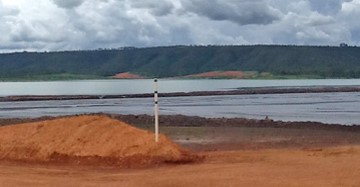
[0,146,359,187]
[1,115,360,186]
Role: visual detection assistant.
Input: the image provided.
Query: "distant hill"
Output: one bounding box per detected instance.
[1,45,360,80]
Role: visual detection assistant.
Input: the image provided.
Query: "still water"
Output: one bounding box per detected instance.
[0,92,359,125]
[1,79,360,96]
[1,79,360,125]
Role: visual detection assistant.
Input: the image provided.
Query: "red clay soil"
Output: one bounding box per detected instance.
[183,71,250,79]
[0,115,197,167]
[112,72,144,79]
[1,146,359,187]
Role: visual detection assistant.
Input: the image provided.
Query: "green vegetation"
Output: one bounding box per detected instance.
[0,73,105,81]
[1,45,360,80]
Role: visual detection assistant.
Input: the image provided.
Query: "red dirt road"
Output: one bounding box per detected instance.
[1,146,359,187]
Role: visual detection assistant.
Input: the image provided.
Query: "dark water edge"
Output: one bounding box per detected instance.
[1,86,360,102]
[1,113,360,132]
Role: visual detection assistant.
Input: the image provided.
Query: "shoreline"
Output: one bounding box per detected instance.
[1,85,360,102]
[1,113,359,130]
[1,113,360,152]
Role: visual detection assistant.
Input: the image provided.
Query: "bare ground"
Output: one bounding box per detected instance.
[1,114,360,186]
[0,146,359,187]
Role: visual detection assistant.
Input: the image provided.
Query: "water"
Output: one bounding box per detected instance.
[1,79,360,125]
[1,79,360,96]
[0,92,360,125]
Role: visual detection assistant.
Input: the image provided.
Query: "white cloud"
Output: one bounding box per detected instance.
[0,0,359,52]
[341,0,360,12]
[339,0,360,44]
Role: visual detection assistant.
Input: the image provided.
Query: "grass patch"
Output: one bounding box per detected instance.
[0,74,107,81]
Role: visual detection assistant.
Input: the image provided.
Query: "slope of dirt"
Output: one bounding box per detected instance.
[112,72,145,79]
[0,115,197,167]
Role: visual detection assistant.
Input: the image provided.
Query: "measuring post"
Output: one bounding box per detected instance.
[154,78,159,142]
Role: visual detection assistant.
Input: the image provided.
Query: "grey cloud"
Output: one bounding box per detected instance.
[260,0,353,45]
[274,11,350,45]
[1,0,360,53]
[304,14,335,27]
[351,30,360,44]
[271,0,352,16]
[308,0,349,15]
[129,0,175,16]
[0,2,20,46]
[52,0,85,9]
[58,0,192,49]
[10,22,62,43]
[181,0,281,25]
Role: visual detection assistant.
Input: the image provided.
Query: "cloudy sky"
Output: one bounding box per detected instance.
[0,0,360,52]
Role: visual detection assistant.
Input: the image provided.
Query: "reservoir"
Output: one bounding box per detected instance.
[0,79,360,125]
[1,79,360,96]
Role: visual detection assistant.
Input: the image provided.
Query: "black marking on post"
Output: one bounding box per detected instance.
[154,79,158,82]
[154,91,158,94]
[155,101,158,104]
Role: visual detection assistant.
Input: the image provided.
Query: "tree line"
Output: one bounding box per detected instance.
[1,45,360,80]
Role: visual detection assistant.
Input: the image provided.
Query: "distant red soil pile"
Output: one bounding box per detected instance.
[0,115,197,167]
[113,72,144,79]
[184,71,249,79]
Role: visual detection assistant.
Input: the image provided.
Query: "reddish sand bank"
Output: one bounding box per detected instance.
[112,72,144,79]
[0,115,196,167]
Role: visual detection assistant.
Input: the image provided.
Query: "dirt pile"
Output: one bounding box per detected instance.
[112,72,144,79]
[0,115,198,167]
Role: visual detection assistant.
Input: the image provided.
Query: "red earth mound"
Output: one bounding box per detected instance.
[0,115,197,167]
[112,72,144,79]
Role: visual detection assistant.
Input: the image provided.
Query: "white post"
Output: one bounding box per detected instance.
[154,78,159,143]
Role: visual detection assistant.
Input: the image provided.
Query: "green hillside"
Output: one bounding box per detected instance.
[1,45,360,80]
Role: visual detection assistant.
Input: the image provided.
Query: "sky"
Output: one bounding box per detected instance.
[0,0,360,52]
